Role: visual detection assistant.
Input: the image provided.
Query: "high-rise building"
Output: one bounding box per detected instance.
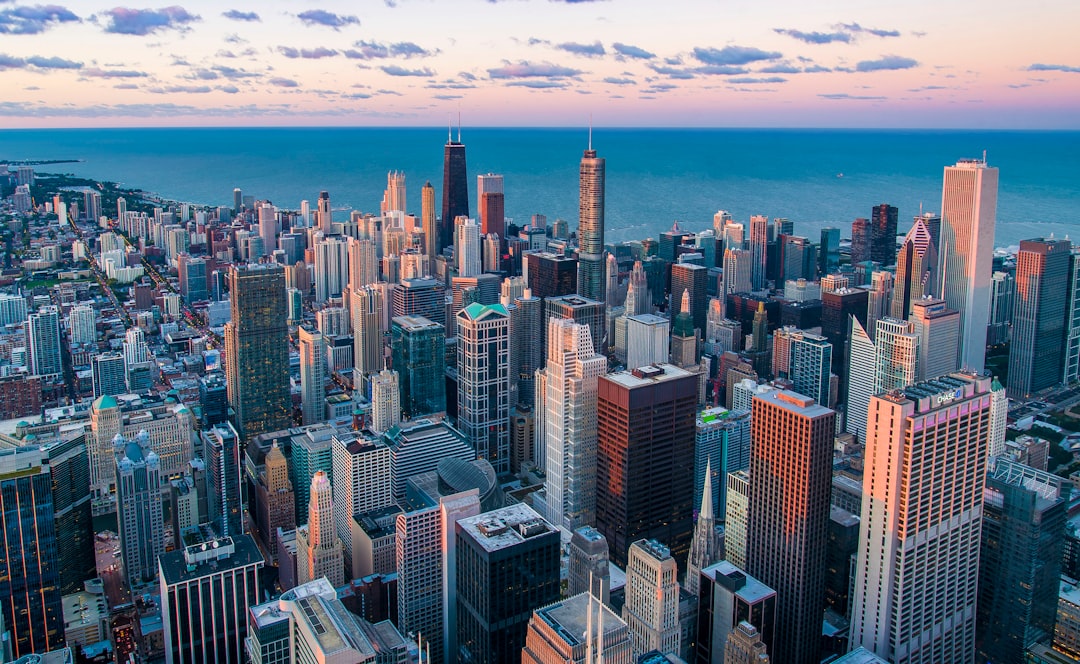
[694,407,750,521]
[346,237,379,291]
[455,217,482,277]
[686,459,722,597]
[844,318,876,440]
[27,305,61,377]
[0,293,28,326]
[870,203,899,266]
[1065,249,1080,384]
[313,234,349,303]
[441,129,469,250]
[977,458,1069,664]
[159,535,263,664]
[298,326,326,426]
[577,143,606,302]
[478,173,505,237]
[390,315,446,418]
[204,423,243,538]
[789,333,833,407]
[526,251,578,300]
[891,218,937,319]
[542,318,606,532]
[382,170,406,214]
[513,290,543,406]
[257,203,277,255]
[874,317,919,392]
[522,592,632,664]
[695,561,777,664]
[850,373,992,662]
[623,539,681,659]
[851,217,870,268]
[317,190,332,234]
[747,389,835,664]
[295,471,344,588]
[254,441,294,554]
[225,263,291,440]
[821,287,868,385]
[723,622,771,664]
[92,352,127,398]
[457,303,511,473]
[725,469,751,569]
[865,270,894,341]
[671,262,709,333]
[331,430,392,577]
[1008,238,1072,399]
[596,364,697,568]
[67,303,95,345]
[909,297,960,382]
[568,526,611,603]
[748,215,768,291]
[351,284,384,379]
[0,447,63,659]
[369,369,401,434]
[938,157,998,372]
[544,294,606,357]
[819,226,840,275]
[115,431,165,586]
[392,277,446,329]
[456,503,560,663]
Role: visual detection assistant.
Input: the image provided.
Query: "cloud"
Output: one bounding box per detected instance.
[612,42,654,59]
[728,76,787,84]
[1028,63,1080,73]
[112,83,138,89]
[433,94,462,100]
[278,46,338,59]
[803,64,831,73]
[217,84,238,93]
[758,63,801,74]
[602,76,635,85]
[25,54,81,69]
[692,45,782,66]
[148,84,211,94]
[0,100,416,120]
[774,28,850,44]
[819,92,887,100]
[855,55,918,72]
[212,64,259,79]
[381,65,434,77]
[221,9,257,21]
[269,77,299,87]
[838,22,901,38]
[345,40,435,59]
[0,4,80,34]
[505,80,567,89]
[341,92,372,99]
[82,67,147,78]
[694,65,748,76]
[556,41,605,57]
[648,64,695,79]
[103,6,199,35]
[487,61,582,79]
[296,9,358,29]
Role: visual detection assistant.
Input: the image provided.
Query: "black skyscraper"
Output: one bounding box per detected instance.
[870,203,899,266]
[441,131,469,253]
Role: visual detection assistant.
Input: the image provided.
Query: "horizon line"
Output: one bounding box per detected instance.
[2,125,1079,132]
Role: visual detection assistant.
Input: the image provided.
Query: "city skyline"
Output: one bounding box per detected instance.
[0,0,1076,128]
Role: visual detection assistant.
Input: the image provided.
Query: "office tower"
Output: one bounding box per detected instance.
[1009,238,1072,399]
[177,254,208,303]
[514,290,543,406]
[865,270,893,341]
[851,374,992,662]
[347,237,379,290]
[522,592,632,664]
[455,217,482,277]
[819,226,840,275]
[290,428,334,529]
[790,333,833,412]
[747,389,835,664]
[671,262,708,332]
[159,535,263,664]
[748,215,768,290]
[724,622,771,664]
[390,315,446,418]
[115,431,165,586]
[851,217,870,267]
[596,364,697,568]
[977,458,1069,664]
[225,263,290,440]
[670,290,699,368]
[874,317,919,391]
[82,189,101,221]
[392,277,446,328]
[254,441,294,554]
[544,294,605,358]
[542,318,606,531]
[605,252,622,308]
[123,326,149,366]
[686,459,722,597]
[625,314,670,368]
[694,407,750,519]
[985,377,1008,460]
[295,471,344,587]
[27,305,61,377]
[233,187,243,211]
[821,287,868,381]
[695,561,776,664]
[526,251,578,299]
[350,284,384,379]
[441,128,470,252]
[67,303,95,345]
[891,218,937,319]
[258,203,277,254]
[820,273,849,294]
[36,436,94,595]
[568,526,611,602]
[658,222,688,261]
[725,470,750,568]
[0,448,63,659]
[938,158,998,372]
[623,539,681,659]
[511,405,535,472]
[988,270,1015,346]
[457,303,511,473]
[298,326,326,426]
[909,297,960,381]
[482,233,501,273]
[369,369,401,434]
[478,173,505,235]
[578,142,607,302]
[722,247,753,305]
[92,352,126,398]
[317,190,331,233]
[870,203,899,265]
[313,234,349,302]
[382,170,406,214]
[1066,250,1080,383]
[779,235,816,283]
[455,503,560,664]
[420,180,438,260]
[204,424,242,537]
[845,318,876,440]
[332,430,391,576]
[384,418,474,502]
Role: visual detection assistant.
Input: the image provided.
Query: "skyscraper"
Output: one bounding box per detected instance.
[790,332,833,408]
[369,369,401,434]
[204,424,243,537]
[542,318,606,531]
[623,539,681,659]
[457,303,511,473]
[313,234,349,303]
[513,290,543,406]
[421,180,438,260]
[67,303,95,345]
[351,284,384,379]
[346,237,378,291]
[522,592,632,664]
[1008,237,1072,399]
[255,441,294,554]
[819,226,840,275]
[695,561,777,664]
[596,364,697,568]
[295,471,344,588]
[748,215,768,291]
[0,447,63,659]
[1065,248,1080,384]
[938,157,998,372]
[27,305,61,377]
[331,430,392,577]
[298,326,325,426]
[317,190,331,234]
[92,352,127,398]
[865,270,893,341]
[390,315,447,418]
[382,170,406,214]
[851,373,992,663]
[723,622,771,664]
[568,526,611,602]
[225,263,291,440]
[890,218,937,320]
[455,217,482,277]
[909,297,960,382]
[747,389,835,664]
[478,173,505,238]
[686,459,722,597]
[577,141,606,302]
[851,217,870,268]
[671,262,709,333]
[115,431,165,586]
[441,129,469,253]
[694,407,750,521]
[870,203,899,266]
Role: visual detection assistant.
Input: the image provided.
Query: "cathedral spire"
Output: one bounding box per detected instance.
[700,456,714,521]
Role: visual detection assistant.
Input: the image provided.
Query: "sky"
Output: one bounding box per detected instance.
[0,0,1078,128]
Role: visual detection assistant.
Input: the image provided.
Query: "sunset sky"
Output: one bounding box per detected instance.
[1,0,1078,128]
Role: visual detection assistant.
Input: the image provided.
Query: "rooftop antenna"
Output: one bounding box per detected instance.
[588,113,593,151]
[919,201,923,216]
[457,110,462,143]
[982,149,987,165]
[447,114,452,143]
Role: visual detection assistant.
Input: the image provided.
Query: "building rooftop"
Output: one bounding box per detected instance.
[604,363,693,389]
[1062,578,1080,608]
[457,502,556,553]
[158,535,263,586]
[534,592,626,647]
[755,388,833,418]
[626,313,669,325]
[830,505,860,528]
[391,315,442,331]
[831,646,890,663]
[701,560,775,604]
[354,505,403,540]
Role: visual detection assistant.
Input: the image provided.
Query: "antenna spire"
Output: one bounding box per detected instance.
[457,111,462,143]
[588,113,593,151]
[447,114,452,143]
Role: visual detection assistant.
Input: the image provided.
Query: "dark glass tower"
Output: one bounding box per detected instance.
[578,144,606,302]
[870,203,899,266]
[441,131,469,254]
[390,315,447,419]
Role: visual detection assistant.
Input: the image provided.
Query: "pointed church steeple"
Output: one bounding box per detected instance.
[700,456,715,521]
